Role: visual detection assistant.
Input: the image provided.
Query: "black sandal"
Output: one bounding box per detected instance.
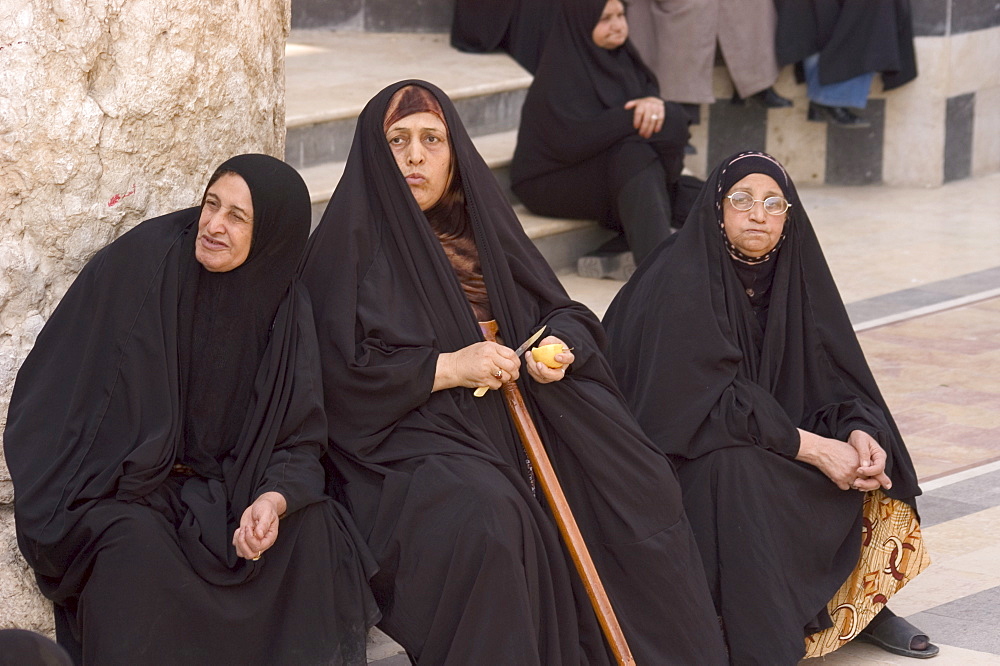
[856,614,940,659]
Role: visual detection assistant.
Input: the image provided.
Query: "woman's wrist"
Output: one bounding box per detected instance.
[256,491,287,518]
[795,428,820,465]
[432,351,456,392]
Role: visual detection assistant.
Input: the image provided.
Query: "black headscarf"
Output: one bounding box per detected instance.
[300,80,728,664]
[177,154,309,474]
[5,154,318,584]
[510,0,661,185]
[603,150,920,504]
[717,151,790,264]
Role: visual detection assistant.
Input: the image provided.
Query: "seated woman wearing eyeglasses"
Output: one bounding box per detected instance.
[602,151,937,663]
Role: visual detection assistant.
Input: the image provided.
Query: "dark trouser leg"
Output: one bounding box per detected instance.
[614,160,672,266]
[609,105,688,264]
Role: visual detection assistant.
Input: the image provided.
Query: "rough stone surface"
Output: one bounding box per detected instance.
[1,0,290,632]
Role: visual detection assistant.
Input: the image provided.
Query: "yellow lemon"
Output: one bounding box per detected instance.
[531,344,566,369]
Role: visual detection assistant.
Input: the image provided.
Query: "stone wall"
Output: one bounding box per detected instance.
[0,0,290,633]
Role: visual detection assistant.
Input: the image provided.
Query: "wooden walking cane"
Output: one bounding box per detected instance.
[479,320,635,665]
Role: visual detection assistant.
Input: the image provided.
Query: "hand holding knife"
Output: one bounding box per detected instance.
[473,326,546,397]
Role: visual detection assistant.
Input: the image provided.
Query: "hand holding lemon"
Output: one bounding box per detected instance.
[525,336,574,384]
[532,343,570,369]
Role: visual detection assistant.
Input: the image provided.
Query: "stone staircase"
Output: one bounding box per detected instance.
[284,30,614,272]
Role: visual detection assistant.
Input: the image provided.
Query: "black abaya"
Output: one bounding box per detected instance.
[301,80,727,665]
[603,151,922,664]
[510,0,689,260]
[450,0,556,73]
[775,0,917,90]
[4,155,379,665]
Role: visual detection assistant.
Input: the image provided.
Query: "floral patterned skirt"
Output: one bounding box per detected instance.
[804,489,931,658]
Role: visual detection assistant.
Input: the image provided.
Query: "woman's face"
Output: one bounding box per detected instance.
[723,173,787,258]
[386,111,452,211]
[196,173,254,272]
[592,0,628,50]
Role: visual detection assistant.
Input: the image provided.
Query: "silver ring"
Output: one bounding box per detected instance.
[651,114,659,120]
[493,369,503,379]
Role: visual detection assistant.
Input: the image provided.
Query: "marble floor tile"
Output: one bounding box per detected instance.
[909,586,1000,654]
[918,495,985,527]
[804,173,1000,304]
[885,562,1000,617]
[925,471,1000,508]
[891,408,950,435]
[844,299,1000,479]
[919,506,1000,565]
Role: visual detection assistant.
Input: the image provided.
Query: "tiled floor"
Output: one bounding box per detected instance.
[858,297,1000,481]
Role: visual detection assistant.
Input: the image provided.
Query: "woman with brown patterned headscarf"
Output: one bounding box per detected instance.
[302,80,728,665]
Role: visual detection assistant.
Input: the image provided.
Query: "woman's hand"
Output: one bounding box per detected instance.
[624,97,665,139]
[795,429,865,491]
[233,491,287,560]
[433,341,521,392]
[848,430,892,491]
[524,336,574,384]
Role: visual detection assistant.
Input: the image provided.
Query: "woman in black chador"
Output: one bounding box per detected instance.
[510,0,690,273]
[603,151,937,663]
[4,155,379,665]
[300,80,727,665]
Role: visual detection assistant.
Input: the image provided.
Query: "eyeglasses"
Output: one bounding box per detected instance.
[725,191,791,215]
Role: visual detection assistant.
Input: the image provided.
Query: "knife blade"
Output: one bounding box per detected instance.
[512,326,547,358]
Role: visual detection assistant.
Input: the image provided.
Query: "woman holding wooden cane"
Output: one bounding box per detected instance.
[300,81,727,664]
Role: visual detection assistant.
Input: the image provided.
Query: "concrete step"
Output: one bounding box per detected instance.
[366,627,406,664]
[285,30,531,169]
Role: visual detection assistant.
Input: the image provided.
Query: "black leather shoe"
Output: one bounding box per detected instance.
[807,101,871,128]
[732,87,793,108]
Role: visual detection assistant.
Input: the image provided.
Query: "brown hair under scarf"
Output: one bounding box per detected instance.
[383,85,491,321]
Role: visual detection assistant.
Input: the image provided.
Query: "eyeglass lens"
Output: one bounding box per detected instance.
[729,192,788,214]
